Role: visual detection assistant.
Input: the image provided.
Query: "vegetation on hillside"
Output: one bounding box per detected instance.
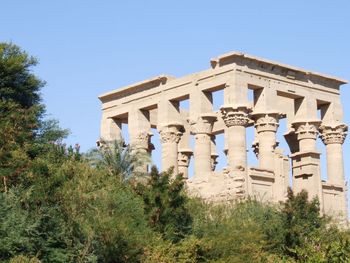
[1,42,350,262]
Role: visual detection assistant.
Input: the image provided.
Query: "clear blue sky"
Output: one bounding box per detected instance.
[1,1,349,191]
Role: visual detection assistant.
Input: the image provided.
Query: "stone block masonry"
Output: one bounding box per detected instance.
[99,52,348,223]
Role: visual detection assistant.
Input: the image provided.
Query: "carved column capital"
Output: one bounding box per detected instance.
[220,105,251,127]
[292,121,320,141]
[253,113,280,133]
[178,149,193,167]
[211,153,219,171]
[319,123,348,145]
[188,113,217,134]
[136,131,153,148]
[159,123,183,143]
[252,140,259,158]
[130,131,152,151]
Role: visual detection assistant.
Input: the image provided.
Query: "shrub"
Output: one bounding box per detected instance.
[134,166,192,243]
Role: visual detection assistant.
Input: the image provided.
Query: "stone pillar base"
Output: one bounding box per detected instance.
[187,167,247,202]
[290,151,323,204]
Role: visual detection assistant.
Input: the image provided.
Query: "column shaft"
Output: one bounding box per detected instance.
[299,138,316,152]
[194,133,212,181]
[319,123,348,221]
[159,124,183,174]
[162,141,179,172]
[129,131,152,174]
[189,114,217,182]
[326,143,344,184]
[253,113,279,169]
[291,121,322,202]
[227,125,247,170]
[320,123,347,185]
[221,106,251,172]
[259,131,276,168]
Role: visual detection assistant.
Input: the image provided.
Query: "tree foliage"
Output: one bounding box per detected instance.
[283,188,323,252]
[59,158,155,263]
[0,43,44,109]
[87,140,149,181]
[134,167,192,243]
[0,43,68,191]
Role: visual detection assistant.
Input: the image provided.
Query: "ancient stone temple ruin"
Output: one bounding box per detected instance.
[99,52,348,220]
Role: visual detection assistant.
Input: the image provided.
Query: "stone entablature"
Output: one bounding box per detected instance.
[99,51,348,223]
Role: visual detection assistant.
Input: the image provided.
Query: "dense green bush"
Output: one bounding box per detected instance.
[134,167,192,243]
[188,198,280,262]
[59,159,156,262]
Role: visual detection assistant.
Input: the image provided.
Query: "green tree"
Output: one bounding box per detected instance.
[59,157,155,263]
[279,188,350,262]
[0,42,68,191]
[0,143,85,263]
[0,43,44,109]
[0,189,38,260]
[134,167,192,243]
[0,42,76,262]
[189,199,278,262]
[282,188,323,252]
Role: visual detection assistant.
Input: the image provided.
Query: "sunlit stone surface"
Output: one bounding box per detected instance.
[99,52,348,223]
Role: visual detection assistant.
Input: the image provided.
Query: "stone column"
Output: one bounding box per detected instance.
[294,121,320,152]
[291,120,323,200]
[131,131,153,173]
[128,109,152,173]
[273,148,290,202]
[253,113,279,170]
[319,123,347,185]
[189,114,217,182]
[131,131,152,152]
[220,105,250,172]
[319,123,348,221]
[159,123,183,173]
[178,149,193,179]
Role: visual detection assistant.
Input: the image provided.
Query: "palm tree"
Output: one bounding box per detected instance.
[87,139,150,181]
